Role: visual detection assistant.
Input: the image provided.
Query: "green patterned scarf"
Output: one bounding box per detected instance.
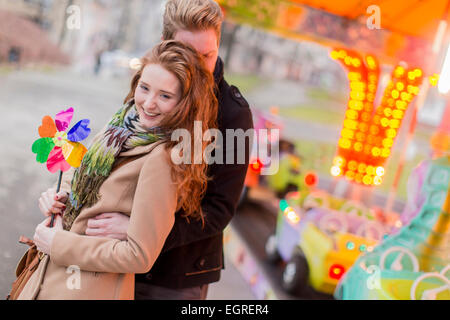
[63,104,165,230]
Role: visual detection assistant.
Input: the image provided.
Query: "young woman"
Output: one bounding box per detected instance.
[18,40,218,299]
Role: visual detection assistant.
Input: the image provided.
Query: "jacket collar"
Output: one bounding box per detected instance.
[213,57,224,85]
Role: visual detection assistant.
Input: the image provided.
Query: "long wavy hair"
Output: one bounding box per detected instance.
[123,40,218,224]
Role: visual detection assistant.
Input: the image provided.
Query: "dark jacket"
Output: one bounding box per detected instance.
[135,57,254,288]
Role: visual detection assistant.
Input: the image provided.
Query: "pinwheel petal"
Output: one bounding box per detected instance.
[38,116,57,138]
[62,141,88,168]
[67,119,91,142]
[55,107,74,132]
[32,137,55,163]
[47,147,71,173]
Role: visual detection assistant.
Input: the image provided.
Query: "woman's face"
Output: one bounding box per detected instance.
[134,64,182,130]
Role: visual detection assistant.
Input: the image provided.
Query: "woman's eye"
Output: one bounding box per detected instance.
[139,84,148,91]
[161,94,171,99]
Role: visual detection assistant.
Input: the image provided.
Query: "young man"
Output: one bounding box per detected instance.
[80,0,253,299]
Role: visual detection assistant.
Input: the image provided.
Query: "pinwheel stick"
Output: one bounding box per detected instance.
[49,170,63,228]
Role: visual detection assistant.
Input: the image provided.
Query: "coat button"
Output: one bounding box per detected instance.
[199,258,205,267]
[146,273,152,280]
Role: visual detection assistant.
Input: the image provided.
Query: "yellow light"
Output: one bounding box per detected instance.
[414,69,422,77]
[361,112,370,121]
[348,160,358,171]
[352,58,361,67]
[393,109,404,119]
[344,56,352,65]
[382,138,393,148]
[396,82,404,91]
[345,171,355,180]
[359,123,368,132]
[338,50,347,58]
[354,142,363,152]
[395,100,406,110]
[381,148,390,158]
[342,128,354,139]
[358,163,367,173]
[387,98,395,107]
[331,166,342,177]
[355,173,363,183]
[391,90,399,99]
[381,118,389,127]
[366,56,377,69]
[346,110,358,120]
[383,108,393,117]
[348,72,361,81]
[330,50,339,60]
[394,66,405,77]
[350,91,365,101]
[338,138,351,149]
[386,129,397,138]
[389,119,400,129]
[372,147,381,157]
[376,167,385,176]
[333,156,346,167]
[366,165,375,175]
[368,84,377,92]
[363,175,373,185]
[344,119,358,130]
[429,74,439,86]
[408,72,415,81]
[356,132,366,142]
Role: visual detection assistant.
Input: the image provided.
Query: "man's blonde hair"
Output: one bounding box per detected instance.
[163,0,224,43]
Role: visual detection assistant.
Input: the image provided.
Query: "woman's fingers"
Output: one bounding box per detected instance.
[55,191,69,203]
[87,218,102,229]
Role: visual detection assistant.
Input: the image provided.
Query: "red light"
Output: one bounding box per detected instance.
[329,264,345,280]
[250,159,262,172]
[304,172,318,187]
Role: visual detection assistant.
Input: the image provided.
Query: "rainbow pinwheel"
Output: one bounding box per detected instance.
[32,107,91,173]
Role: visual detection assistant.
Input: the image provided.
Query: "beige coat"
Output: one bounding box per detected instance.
[18,142,177,300]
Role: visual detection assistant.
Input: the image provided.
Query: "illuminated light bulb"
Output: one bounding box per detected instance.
[355,173,363,183]
[359,123,368,132]
[345,171,355,180]
[370,125,380,135]
[286,209,300,224]
[333,156,345,167]
[395,100,406,110]
[381,148,391,158]
[331,166,342,177]
[344,56,352,65]
[396,82,405,91]
[372,147,381,157]
[414,69,422,77]
[364,103,373,112]
[429,73,439,86]
[352,58,361,67]
[380,118,389,127]
[373,115,381,124]
[356,132,366,142]
[391,90,400,99]
[373,176,382,185]
[382,138,393,148]
[384,108,393,117]
[348,160,358,171]
[366,93,375,102]
[368,84,377,92]
[376,166,385,176]
[361,112,371,121]
[366,56,377,69]
[338,50,347,58]
[386,129,397,138]
[354,142,363,152]
[366,165,375,175]
[342,128,354,139]
[348,72,361,81]
[358,163,367,173]
[394,66,405,77]
[393,109,403,119]
[330,50,339,59]
[408,71,415,80]
[363,175,373,185]
[389,119,400,129]
[346,110,358,120]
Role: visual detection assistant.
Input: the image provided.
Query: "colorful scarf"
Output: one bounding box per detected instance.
[63,104,165,230]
